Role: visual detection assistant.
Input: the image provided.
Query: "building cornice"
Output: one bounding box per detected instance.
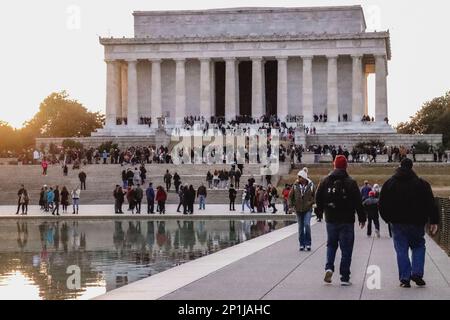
[132,6,364,17]
[100,32,391,60]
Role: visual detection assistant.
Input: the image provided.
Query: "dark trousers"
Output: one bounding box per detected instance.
[136,200,142,213]
[147,199,154,213]
[166,182,171,191]
[235,179,240,189]
[367,214,380,236]
[16,200,22,214]
[229,199,235,211]
[80,181,86,190]
[188,202,194,214]
[326,223,355,282]
[177,202,184,213]
[52,201,60,215]
[158,201,165,213]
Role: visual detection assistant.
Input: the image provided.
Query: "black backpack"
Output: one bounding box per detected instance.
[325,177,352,211]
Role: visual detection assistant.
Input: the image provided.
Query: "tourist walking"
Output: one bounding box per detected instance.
[268,185,279,213]
[63,164,68,176]
[47,187,55,212]
[363,191,380,238]
[71,186,81,214]
[206,171,213,189]
[17,185,29,215]
[135,184,144,214]
[360,180,372,201]
[79,171,87,190]
[379,158,439,288]
[177,186,186,214]
[61,186,70,213]
[315,155,366,286]
[114,186,125,214]
[156,186,167,214]
[282,184,291,214]
[164,170,172,191]
[126,186,136,214]
[241,185,253,213]
[41,159,48,176]
[146,183,155,214]
[16,185,27,215]
[174,172,181,193]
[229,184,237,211]
[289,169,315,251]
[52,186,60,216]
[197,183,207,210]
[186,185,196,214]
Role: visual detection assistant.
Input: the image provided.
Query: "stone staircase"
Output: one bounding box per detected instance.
[0,164,271,206]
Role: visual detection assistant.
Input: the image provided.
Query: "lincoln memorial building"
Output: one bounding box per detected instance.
[94,6,393,137]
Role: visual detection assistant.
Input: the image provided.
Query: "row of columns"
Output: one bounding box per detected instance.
[105,55,388,127]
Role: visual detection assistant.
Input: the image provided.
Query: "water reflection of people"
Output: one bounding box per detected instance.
[196,221,207,246]
[16,222,28,250]
[113,221,125,254]
[156,222,167,248]
[61,222,69,253]
[177,221,195,251]
[146,221,155,251]
[229,221,238,245]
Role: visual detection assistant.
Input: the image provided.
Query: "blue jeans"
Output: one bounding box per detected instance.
[242,199,252,212]
[199,195,206,210]
[325,223,355,282]
[297,210,312,247]
[391,224,426,282]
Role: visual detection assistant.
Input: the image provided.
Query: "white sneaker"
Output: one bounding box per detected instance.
[340,280,352,286]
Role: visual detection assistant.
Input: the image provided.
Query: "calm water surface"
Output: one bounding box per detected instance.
[0,219,293,300]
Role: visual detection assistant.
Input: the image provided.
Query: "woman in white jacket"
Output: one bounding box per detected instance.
[71,186,81,214]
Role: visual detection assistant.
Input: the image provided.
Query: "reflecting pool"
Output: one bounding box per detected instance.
[0,219,294,300]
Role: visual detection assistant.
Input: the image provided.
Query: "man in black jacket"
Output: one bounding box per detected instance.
[315,155,366,286]
[379,158,439,288]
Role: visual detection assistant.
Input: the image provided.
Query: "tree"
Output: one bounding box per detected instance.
[0,121,19,154]
[22,91,104,139]
[397,91,450,148]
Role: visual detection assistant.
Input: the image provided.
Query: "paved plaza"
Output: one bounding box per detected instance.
[96,221,450,300]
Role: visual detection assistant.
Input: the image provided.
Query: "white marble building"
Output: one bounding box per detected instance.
[95,6,393,136]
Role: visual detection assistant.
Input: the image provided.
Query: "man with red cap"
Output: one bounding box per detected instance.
[315,155,366,286]
[363,191,381,238]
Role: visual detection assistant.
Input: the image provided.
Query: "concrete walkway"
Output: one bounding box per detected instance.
[0,205,297,221]
[98,222,450,300]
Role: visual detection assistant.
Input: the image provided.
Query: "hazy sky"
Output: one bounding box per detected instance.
[0,0,449,128]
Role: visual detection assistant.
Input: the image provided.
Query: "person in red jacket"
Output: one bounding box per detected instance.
[155,186,167,214]
[41,159,49,176]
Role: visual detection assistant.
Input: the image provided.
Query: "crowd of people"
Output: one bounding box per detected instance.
[286,155,439,287]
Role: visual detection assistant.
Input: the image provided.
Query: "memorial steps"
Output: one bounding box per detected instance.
[0,164,272,206]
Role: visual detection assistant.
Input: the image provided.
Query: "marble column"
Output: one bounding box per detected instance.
[121,63,128,119]
[327,55,339,123]
[126,59,139,126]
[105,60,121,127]
[375,55,388,122]
[252,57,264,119]
[150,59,162,127]
[225,57,237,121]
[200,58,212,121]
[277,57,288,122]
[351,55,364,122]
[175,58,186,124]
[302,56,313,123]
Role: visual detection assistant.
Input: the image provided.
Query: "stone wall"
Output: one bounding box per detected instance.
[133,6,366,39]
[35,134,170,150]
[306,133,443,147]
